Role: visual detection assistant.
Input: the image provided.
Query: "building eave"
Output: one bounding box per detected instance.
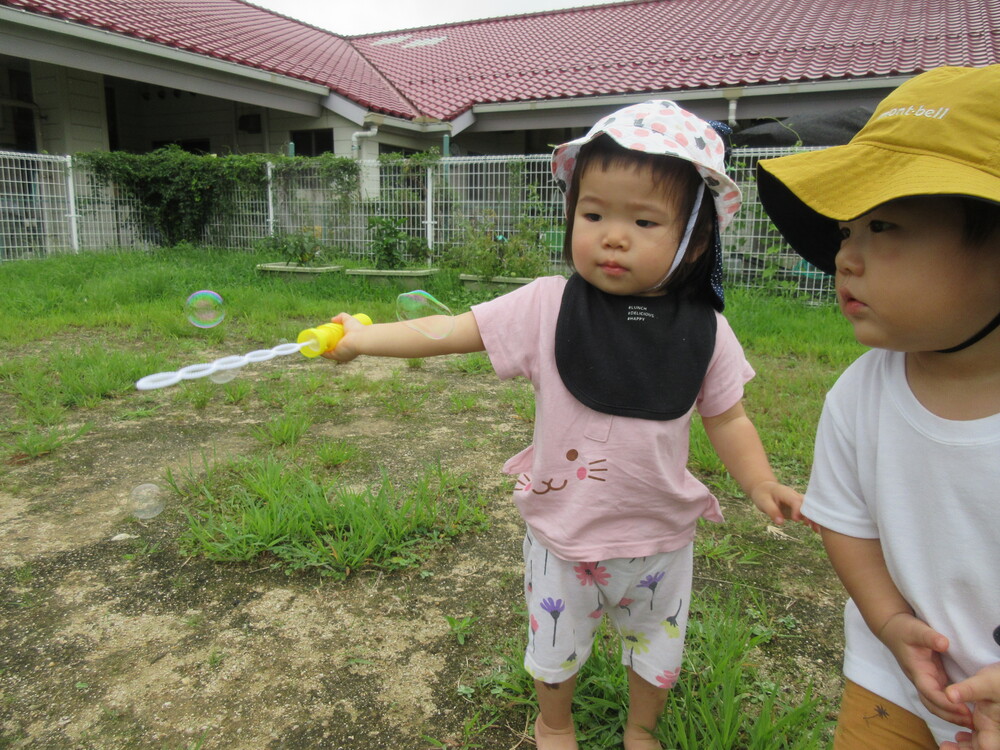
[467,75,916,131]
[0,4,331,116]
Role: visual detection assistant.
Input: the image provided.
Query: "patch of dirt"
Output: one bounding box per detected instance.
[0,354,845,748]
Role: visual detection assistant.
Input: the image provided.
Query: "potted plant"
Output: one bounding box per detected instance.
[447,213,556,290]
[255,228,344,278]
[345,216,438,286]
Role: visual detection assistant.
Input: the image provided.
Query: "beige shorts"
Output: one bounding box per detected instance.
[834,679,938,750]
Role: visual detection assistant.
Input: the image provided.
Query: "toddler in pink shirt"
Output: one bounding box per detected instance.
[324,100,810,749]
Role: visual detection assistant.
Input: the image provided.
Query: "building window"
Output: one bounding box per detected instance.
[290,129,333,156]
[104,85,119,151]
[5,69,36,152]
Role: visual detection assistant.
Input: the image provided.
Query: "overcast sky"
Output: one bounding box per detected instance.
[248,0,622,35]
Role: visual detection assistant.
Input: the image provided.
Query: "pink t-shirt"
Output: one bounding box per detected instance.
[472,276,754,561]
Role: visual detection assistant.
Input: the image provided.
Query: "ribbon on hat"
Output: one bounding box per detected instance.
[643,187,705,294]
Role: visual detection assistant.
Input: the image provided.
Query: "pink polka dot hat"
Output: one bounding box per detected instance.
[551,100,742,231]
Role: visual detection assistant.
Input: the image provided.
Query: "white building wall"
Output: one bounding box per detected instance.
[31,62,108,154]
[269,110,341,155]
[23,58,447,160]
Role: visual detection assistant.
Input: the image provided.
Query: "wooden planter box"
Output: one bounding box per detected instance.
[256,262,343,280]
[459,273,534,291]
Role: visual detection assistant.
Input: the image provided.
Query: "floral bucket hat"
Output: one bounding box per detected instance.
[551,100,743,230]
[551,100,741,308]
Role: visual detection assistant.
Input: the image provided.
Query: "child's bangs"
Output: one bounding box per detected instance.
[574,135,700,208]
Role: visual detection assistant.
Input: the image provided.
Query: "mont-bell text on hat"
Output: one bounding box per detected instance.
[876,104,951,121]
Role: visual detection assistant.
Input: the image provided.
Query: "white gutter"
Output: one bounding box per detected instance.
[351,125,379,157]
[724,91,740,127]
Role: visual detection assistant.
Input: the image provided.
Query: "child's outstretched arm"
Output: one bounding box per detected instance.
[821,528,975,730]
[942,663,1000,750]
[701,401,812,528]
[322,311,485,362]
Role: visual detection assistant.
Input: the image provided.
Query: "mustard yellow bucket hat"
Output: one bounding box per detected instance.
[756,65,1000,274]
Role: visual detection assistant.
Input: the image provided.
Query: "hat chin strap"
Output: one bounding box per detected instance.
[935,309,1000,354]
[642,188,705,294]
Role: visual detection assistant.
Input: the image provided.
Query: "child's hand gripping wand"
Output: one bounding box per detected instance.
[134,314,372,390]
[296,314,373,358]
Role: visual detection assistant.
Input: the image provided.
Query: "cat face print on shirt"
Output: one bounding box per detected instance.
[515,448,608,495]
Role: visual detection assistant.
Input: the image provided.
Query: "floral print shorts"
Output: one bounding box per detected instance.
[522,530,692,688]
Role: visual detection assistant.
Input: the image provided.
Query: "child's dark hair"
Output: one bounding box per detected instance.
[892,196,1000,249]
[962,197,1000,248]
[562,135,718,304]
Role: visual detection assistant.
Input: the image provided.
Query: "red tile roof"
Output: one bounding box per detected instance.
[4,0,998,121]
[355,0,1000,119]
[2,0,420,117]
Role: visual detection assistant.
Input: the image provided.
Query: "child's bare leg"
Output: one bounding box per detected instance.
[623,667,668,750]
[534,676,578,749]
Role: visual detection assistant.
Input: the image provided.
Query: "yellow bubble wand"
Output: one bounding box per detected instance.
[135,288,451,390]
[135,313,372,390]
[296,313,373,358]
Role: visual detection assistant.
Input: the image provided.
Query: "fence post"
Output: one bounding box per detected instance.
[266,161,275,237]
[65,155,80,253]
[424,165,435,259]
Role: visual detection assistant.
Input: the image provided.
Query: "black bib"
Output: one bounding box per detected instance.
[555,274,717,420]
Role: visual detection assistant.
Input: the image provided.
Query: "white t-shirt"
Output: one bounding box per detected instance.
[472,275,754,562]
[802,348,1000,744]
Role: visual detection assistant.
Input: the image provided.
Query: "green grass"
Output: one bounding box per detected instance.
[474,590,832,749]
[0,245,421,345]
[251,410,314,447]
[0,247,863,747]
[1,422,93,461]
[170,456,487,579]
[688,291,863,495]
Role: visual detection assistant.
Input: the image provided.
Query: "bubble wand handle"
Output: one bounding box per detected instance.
[297,313,372,358]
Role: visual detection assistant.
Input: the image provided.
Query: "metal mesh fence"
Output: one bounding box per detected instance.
[72,161,157,251]
[0,151,74,260]
[0,147,832,296]
[723,147,831,297]
[430,155,566,273]
[205,181,269,251]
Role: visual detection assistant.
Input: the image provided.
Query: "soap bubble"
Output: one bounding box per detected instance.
[185,290,225,328]
[396,290,454,339]
[135,339,313,391]
[207,355,244,384]
[208,370,238,384]
[129,483,165,520]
